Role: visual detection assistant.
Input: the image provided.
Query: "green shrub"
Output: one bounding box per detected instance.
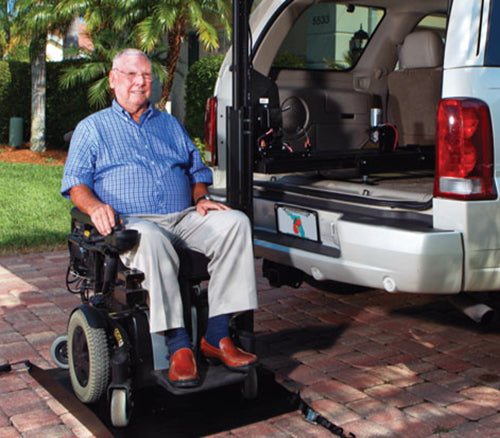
[0,60,94,148]
[271,52,307,69]
[46,60,93,148]
[0,61,30,144]
[0,61,10,99]
[184,54,224,140]
[0,61,13,140]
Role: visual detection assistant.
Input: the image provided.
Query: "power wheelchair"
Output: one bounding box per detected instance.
[51,208,258,427]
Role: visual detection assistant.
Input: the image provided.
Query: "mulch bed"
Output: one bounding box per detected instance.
[0,144,68,166]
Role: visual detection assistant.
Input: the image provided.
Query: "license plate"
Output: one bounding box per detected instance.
[276,205,319,241]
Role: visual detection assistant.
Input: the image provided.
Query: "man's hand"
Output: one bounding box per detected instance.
[192,183,229,217]
[69,185,117,236]
[88,203,117,235]
[195,198,230,217]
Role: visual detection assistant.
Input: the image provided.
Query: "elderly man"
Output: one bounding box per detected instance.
[61,48,258,388]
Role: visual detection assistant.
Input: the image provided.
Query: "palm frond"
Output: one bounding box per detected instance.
[154,2,179,28]
[54,0,92,22]
[187,1,203,24]
[195,19,219,51]
[60,61,110,89]
[88,76,110,108]
[151,58,167,82]
[136,11,175,51]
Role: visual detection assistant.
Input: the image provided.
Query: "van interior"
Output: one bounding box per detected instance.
[249,0,448,210]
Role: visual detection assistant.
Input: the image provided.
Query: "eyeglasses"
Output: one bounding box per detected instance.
[113,68,153,82]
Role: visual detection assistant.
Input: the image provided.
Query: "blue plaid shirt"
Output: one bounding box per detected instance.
[61,100,213,215]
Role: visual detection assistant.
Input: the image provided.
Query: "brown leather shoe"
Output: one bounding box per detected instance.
[200,337,258,372]
[168,348,199,388]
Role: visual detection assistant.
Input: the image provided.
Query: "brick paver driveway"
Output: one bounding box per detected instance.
[1,251,499,437]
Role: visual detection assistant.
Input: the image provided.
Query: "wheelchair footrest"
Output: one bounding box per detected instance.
[152,363,250,395]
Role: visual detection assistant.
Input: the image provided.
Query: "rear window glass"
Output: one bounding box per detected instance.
[485,0,500,66]
[272,3,384,71]
[391,13,447,71]
[414,14,447,40]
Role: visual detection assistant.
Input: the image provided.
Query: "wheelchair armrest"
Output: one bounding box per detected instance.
[70,207,138,253]
[70,207,94,226]
[105,229,139,252]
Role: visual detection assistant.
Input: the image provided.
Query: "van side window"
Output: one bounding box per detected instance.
[415,14,447,41]
[272,3,384,71]
[485,1,500,66]
[392,14,447,71]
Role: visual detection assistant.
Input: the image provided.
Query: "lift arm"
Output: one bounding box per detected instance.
[227,0,254,221]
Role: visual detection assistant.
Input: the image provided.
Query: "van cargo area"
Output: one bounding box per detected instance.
[208,0,500,296]
[255,169,434,212]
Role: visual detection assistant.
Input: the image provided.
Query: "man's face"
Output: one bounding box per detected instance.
[109,54,152,114]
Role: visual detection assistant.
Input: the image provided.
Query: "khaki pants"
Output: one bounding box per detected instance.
[120,208,258,333]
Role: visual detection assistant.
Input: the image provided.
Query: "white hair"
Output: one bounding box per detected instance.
[112,49,151,70]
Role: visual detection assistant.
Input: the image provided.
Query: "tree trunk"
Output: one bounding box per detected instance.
[63,16,80,59]
[160,15,188,110]
[30,34,46,153]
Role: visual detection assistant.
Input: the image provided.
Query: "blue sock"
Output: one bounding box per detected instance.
[165,327,192,356]
[205,314,230,347]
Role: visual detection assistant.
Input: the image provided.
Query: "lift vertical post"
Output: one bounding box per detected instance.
[227,0,255,345]
[227,0,253,221]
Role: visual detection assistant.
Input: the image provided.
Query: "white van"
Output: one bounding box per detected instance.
[205,0,500,301]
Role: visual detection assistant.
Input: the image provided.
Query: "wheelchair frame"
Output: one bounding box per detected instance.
[52,208,258,427]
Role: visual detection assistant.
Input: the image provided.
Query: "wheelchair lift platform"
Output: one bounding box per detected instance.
[152,363,254,395]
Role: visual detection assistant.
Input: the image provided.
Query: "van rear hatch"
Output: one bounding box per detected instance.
[253,178,464,294]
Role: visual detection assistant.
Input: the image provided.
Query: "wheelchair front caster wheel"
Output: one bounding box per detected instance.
[50,335,69,369]
[241,367,258,400]
[110,388,132,427]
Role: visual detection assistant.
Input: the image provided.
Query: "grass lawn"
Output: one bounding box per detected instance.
[0,162,73,255]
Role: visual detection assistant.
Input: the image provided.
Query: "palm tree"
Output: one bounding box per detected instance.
[135,0,231,108]
[58,0,230,110]
[0,0,15,57]
[0,1,30,61]
[14,0,72,152]
[59,29,167,109]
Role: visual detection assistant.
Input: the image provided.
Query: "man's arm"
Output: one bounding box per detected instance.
[192,183,230,217]
[70,184,116,235]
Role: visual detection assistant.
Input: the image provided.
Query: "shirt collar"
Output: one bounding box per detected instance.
[111,99,155,124]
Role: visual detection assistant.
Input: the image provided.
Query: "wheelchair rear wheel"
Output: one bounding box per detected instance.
[68,309,110,403]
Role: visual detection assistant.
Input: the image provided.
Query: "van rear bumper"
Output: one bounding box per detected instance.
[255,219,464,294]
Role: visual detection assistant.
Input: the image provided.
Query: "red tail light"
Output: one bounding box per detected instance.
[434,98,495,200]
[204,97,218,166]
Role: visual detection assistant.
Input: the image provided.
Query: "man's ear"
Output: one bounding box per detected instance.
[109,70,116,90]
